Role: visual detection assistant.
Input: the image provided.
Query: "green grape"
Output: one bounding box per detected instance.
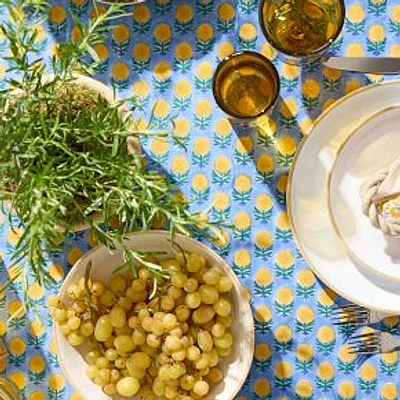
[216,276,233,292]
[193,380,209,396]
[151,320,164,336]
[72,301,86,314]
[198,367,210,377]
[95,357,109,369]
[165,335,182,352]
[192,306,215,325]
[98,368,111,384]
[99,290,115,307]
[116,376,140,397]
[115,358,126,369]
[147,333,161,348]
[175,305,190,322]
[86,350,101,365]
[168,286,183,300]
[128,316,140,330]
[186,345,201,361]
[180,374,195,391]
[114,326,132,336]
[110,275,127,295]
[103,383,117,395]
[54,309,67,323]
[128,367,147,379]
[59,324,70,336]
[197,331,213,352]
[110,306,127,328]
[158,365,172,381]
[86,365,99,380]
[214,332,233,349]
[118,297,133,312]
[129,352,151,370]
[211,322,225,338]
[206,348,219,367]
[206,367,223,383]
[114,335,135,353]
[186,254,205,273]
[80,321,94,337]
[138,268,151,281]
[105,348,118,362]
[138,309,150,321]
[203,268,221,286]
[90,282,104,297]
[132,330,146,346]
[198,285,219,305]
[171,349,186,361]
[153,377,167,396]
[68,332,84,346]
[153,312,166,322]
[217,315,232,328]
[181,335,191,349]
[94,315,113,342]
[104,336,115,349]
[184,278,198,293]
[141,317,154,333]
[131,278,146,292]
[161,295,175,311]
[170,364,185,379]
[195,353,209,370]
[171,272,187,289]
[213,298,232,317]
[67,316,81,331]
[165,386,179,399]
[185,293,201,309]
[163,314,178,331]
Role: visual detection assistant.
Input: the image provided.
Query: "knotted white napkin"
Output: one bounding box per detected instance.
[360,156,400,237]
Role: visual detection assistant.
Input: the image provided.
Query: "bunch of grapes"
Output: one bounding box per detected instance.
[52,252,234,399]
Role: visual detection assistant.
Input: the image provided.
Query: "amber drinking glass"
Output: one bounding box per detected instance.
[260,0,345,61]
[213,51,280,121]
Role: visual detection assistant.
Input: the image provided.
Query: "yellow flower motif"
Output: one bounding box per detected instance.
[175,43,193,60]
[7,227,23,246]
[323,98,336,111]
[0,64,5,80]
[368,24,385,42]
[197,23,214,42]
[381,351,398,365]
[212,192,230,210]
[296,343,313,361]
[337,381,356,399]
[359,364,376,381]
[0,357,5,372]
[254,378,271,396]
[347,4,365,23]
[34,25,46,42]
[255,305,272,323]
[345,79,362,94]
[10,371,26,390]
[133,43,151,62]
[234,211,251,230]
[275,287,294,305]
[236,136,254,154]
[346,42,364,57]
[197,61,213,80]
[390,44,400,57]
[71,26,81,42]
[280,97,298,118]
[240,22,257,40]
[154,23,172,42]
[383,316,399,328]
[318,288,336,305]
[277,214,289,231]
[29,355,46,373]
[175,4,193,22]
[296,380,313,398]
[28,282,45,300]
[154,99,170,117]
[173,118,190,138]
[338,344,356,363]
[275,325,292,342]
[0,320,6,336]
[213,229,230,248]
[49,374,65,391]
[302,78,320,99]
[261,42,277,60]
[151,137,169,155]
[299,117,314,136]
[257,155,274,173]
[9,300,25,319]
[72,0,85,5]
[192,174,209,191]
[276,136,296,156]
[255,267,273,286]
[133,4,151,24]
[132,80,150,98]
[275,250,294,268]
[255,343,271,361]
[323,67,342,80]
[276,174,288,193]
[275,361,292,379]
[171,155,189,175]
[48,264,64,282]
[255,231,273,249]
[174,79,192,98]
[381,383,398,400]
[317,326,335,343]
[67,247,83,266]
[94,44,108,61]
[8,264,23,284]
[258,115,277,137]
[91,5,107,19]
[297,269,316,287]
[10,337,25,355]
[214,155,231,174]
[296,305,314,324]
[49,340,58,355]
[218,2,236,20]
[234,174,252,192]
[113,25,129,43]
[218,42,234,61]
[234,249,251,268]
[70,392,85,400]
[30,391,46,400]
[49,5,66,24]
[391,5,400,23]
[29,320,45,337]
[112,61,129,80]
[282,63,299,79]
[255,194,273,212]
[317,361,335,380]
[195,99,212,118]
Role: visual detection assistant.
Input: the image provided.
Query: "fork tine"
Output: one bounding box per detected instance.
[332,304,366,314]
[348,348,381,355]
[333,319,367,326]
[349,332,380,340]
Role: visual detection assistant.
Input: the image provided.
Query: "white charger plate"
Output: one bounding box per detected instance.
[288,80,400,313]
[329,106,400,281]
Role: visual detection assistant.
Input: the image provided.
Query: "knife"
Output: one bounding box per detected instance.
[323,57,400,75]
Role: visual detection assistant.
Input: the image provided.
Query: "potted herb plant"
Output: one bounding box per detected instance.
[0,1,221,304]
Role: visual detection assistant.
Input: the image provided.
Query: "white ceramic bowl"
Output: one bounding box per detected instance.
[54,231,254,400]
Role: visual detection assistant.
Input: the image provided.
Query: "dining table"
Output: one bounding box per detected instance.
[1,0,400,399]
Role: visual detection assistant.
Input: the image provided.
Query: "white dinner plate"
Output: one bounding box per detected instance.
[329,106,400,282]
[288,80,400,313]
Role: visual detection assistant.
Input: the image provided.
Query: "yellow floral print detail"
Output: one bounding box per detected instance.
[218,3,236,20]
[255,343,271,360]
[338,344,356,362]
[255,194,273,212]
[282,63,299,79]
[215,118,232,137]
[133,4,150,24]
[234,211,251,230]
[255,268,273,286]
[276,174,288,193]
[113,25,130,43]
[359,364,377,381]
[132,80,150,98]
[383,316,399,328]
[381,351,398,365]
[234,249,251,268]
[49,5,66,24]
[317,361,335,380]
[7,227,23,246]
[193,137,211,155]
[48,264,64,282]
[192,174,209,191]
[337,381,356,398]
[318,288,336,305]
[234,174,252,192]
[9,300,25,319]
[212,192,230,210]
[67,247,83,266]
[297,269,316,287]
[276,136,296,156]
[258,115,277,136]
[275,250,294,268]
[175,43,193,60]
[154,24,172,42]
[254,379,271,396]
[317,326,335,343]
[381,383,398,400]
[296,306,314,324]
[390,44,400,57]
[275,325,292,342]
[30,392,46,400]
[280,97,298,117]
[197,61,213,79]
[30,320,45,337]
[217,42,234,60]
[34,25,46,42]
[368,24,386,42]
[153,99,170,117]
[303,78,321,99]
[257,155,274,173]
[49,374,65,391]
[347,4,365,23]
[173,118,190,137]
[346,42,364,57]
[28,282,45,300]
[296,380,313,397]
[255,231,273,249]
[70,392,85,400]
[236,136,254,154]
[240,22,257,40]
[174,79,192,98]
[71,26,81,42]
[10,337,25,355]
[176,4,193,22]
[94,44,109,61]
[29,355,46,373]
[255,305,272,323]
[214,155,231,174]
[323,99,336,111]
[151,137,169,155]
[49,340,58,355]
[0,320,6,336]
[300,117,314,135]
[275,361,292,379]
[296,343,313,361]
[195,99,212,118]
[112,62,129,80]
[197,24,214,41]
[261,42,277,59]
[171,155,189,174]
[323,67,342,80]
[133,43,151,61]
[0,64,5,80]
[345,79,362,94]
[10,371,26,390]
[275,287,293,305]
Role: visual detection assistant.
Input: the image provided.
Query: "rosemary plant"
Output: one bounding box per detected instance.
[0,0,222,301]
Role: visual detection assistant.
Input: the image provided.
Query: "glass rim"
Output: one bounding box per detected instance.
[259,0,346,58]
[212,51,281,120]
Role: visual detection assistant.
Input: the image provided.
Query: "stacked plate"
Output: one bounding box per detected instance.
[288,81,400,314]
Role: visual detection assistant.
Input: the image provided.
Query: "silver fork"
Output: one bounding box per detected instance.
[332,304,389,326]
[348,331,400,354]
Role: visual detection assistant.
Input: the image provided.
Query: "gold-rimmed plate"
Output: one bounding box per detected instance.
[329,106,400,282]
[288,80,400,313]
